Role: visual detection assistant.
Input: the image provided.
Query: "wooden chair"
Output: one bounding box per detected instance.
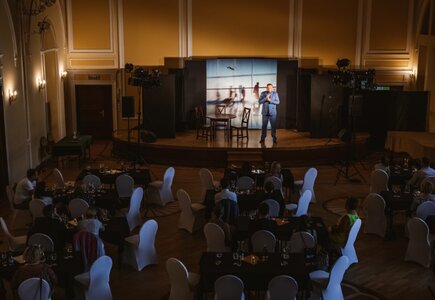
[194,106,211,140]
[231,107,250,140]
[214,104,229,139]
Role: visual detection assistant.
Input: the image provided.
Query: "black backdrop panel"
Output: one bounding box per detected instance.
[183,60,206,129]
[121,96,135,118]
[276,60,298,128]
[297,69,318,131]
[142,74,176,138]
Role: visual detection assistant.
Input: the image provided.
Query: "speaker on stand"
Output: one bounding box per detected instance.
[122,96,135,156]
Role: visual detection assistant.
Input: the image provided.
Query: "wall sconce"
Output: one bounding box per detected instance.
[409,69,417,82]
[61,70,67,79]
[37,78,46,91]
[8,89,17,104]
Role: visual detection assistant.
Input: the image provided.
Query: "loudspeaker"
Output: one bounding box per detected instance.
[122,96,135,118]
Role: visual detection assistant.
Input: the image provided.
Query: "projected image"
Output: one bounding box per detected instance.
[206,59,277,128]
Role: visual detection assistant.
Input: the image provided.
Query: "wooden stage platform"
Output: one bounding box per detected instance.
[113,129,370,167]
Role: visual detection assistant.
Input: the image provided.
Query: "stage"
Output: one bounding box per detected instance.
[113,129,369,167]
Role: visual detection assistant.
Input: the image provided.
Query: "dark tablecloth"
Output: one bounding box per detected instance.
[52,135,92,158]
[76,169,150,186]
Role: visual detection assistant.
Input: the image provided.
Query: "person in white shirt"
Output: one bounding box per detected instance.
[14,169,37,209]
[78,207,105,237]
[214,178,237,204]
[408,157,435,188]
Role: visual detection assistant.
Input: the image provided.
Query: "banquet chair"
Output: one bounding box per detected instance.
[363,193,387,238]
[309,256,349,300]
[236,176,254,190]
[69,198,90,219]
[177,189,205,233]
[231,107,251,140]
[204,223,231,252]
[126,187,144,232]
[18,278,51,300]
[0,217,26,251]
[83,174,102,188]
[416,201,435,222]
[266,275,298,300]
[199,168,220,201]
[29,198,47,220]
[74,230,105,271]
[74,255,113,300]
[264,176,282,192]
[52,167,65,188]
[341,218,362,265]
[405,217,432,268]
[289,231,316,254]
[214,275,245,300]
[115,174,134,199]
[147,167,175,206]
[123,219,158,271]
[251,230,276,253]
[294,168,318,203]
[166,258,200,300]
[422,176,435,192]
[195,106,211,140]
[370,169,389,194]
[261,199,280,217]
[286,190,312,217]
[5,185,32,230]
[28,233,54,252]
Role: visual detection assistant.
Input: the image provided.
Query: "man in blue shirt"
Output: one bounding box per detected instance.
[259,83,280,143]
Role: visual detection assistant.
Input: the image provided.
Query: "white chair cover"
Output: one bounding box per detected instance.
[199,168,219,201]
[6,185,15,209]
[370,169,389,194]
[69,198,90,219]
[123,219,158,271]
[294,190,312,217]
[301,168,317,203]
[126,187,144,232]
[74,255,113,300]
[251,230,276,253]
[177,189,205,233]
[52,168,65,187]
[264,176,283,191]
[147,167,175,206]
[29,198,47,220]
[363,193,387,238]
[289,231,316,254]
[261,199,280,217]
[341,218,362,265]
[237,176,254,190]
[83,174,102,188]
[214,275,245,300]
[204,223,229,252]
[28,233,54,252]
[0,217,26,251]
[405,217,431,267]
[166,258,199,300]
[416,201,435,222]
[18,278,51,300]
[266,275,298,300]
[5,186,32,230]
[115,174,134,199]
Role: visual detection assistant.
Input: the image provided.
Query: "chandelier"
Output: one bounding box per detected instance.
[25,0,56,16]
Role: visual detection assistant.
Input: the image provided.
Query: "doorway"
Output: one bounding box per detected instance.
[75,85,113,139]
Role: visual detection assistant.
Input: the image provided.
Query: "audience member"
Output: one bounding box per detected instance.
[408,157,435,188]
[14,169,37,209]
[250,202,277,236]
[78,207,105,237]
[214,178,237,204]
[209,205,232,244]
[329,197,359,247]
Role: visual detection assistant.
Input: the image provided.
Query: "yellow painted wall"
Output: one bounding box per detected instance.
[123,0,179,66]
[192,0,289,57]
[301,0,359,67]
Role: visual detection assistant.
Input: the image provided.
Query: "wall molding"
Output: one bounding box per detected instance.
[2,0,18,58]
[117,0,125,67]
[187,0,192,57]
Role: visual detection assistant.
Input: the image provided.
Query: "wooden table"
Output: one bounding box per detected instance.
[207,114,236,141]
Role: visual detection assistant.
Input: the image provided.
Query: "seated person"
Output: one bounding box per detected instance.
[28,205,66,251]
[374,155,390,175]
[262,181,284,216]
[214,178,237,204]
[240,161,253,177]
[329,197,359,247]
[33,181,53,205]
[11,245,57,296]
[14,169,38,209]
[411,181,435,212]
[267,161,284,182]
[408,157,435,188]
[78,207,105,237]
[250,202,277,236]
[209,205,232,244]
[53,202,71,224]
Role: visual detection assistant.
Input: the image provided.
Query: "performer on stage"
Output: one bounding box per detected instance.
[259,83,280,143]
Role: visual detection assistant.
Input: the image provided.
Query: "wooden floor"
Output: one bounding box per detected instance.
[1,140,434,300]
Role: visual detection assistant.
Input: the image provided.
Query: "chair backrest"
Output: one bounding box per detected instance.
[342,218,362,263]
[5,185,15,209]
[241,107,251,126]
[236,176,254,190]
[251,230,276,253]
[68,198,90,219]
[28,233,54,252]
[52,168,65,187]
[324,256,349,300]
[261,199,280,217]
[408,217,430,246]
[138,219,158,251]
[115,174,134,198]
[18,278,51,300]
[216,104,226,114]
[83,174,102,188]
[364,193,386,222]
[177,189,193,215]
[73,230,99,270]
[295,190,312,217]
[163,167,175,189]
[195,106,206,125]
[204,223,226,252]
[166,258,190,297]
[87,255,113,300]
[199,168,215,190]
[29,199,47,220]
[302,168,317,192]
[267,275,298,300]
[422,176,435,191]
[264,176,282,191]
[127,187,144,231]
[370,169,389,193]
[214,275,244,300]
[289,231,315,254]
[416,201,435,221]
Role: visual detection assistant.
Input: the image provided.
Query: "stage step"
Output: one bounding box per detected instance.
[227,150,263,165]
